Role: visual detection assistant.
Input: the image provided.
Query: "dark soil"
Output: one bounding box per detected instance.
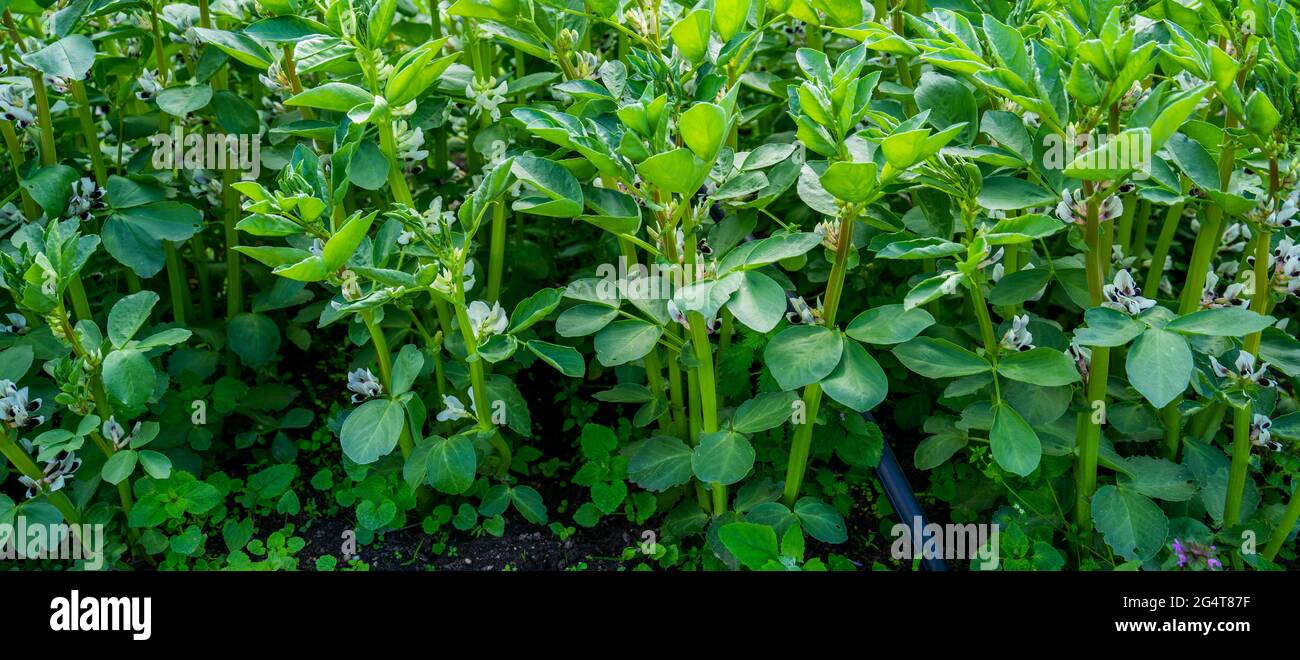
[294,512,637,571]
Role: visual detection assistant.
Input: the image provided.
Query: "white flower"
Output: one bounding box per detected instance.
[0,83,35,128]
[1000,314,1034,351]
[815,219,841,251]
[1268,237,1300,296]
[466,76,507,121]
[937,270,964,296]
[0,312,28,335]
[258,61,289,94]
[436,394,473,422]
[421,197,457,235]
[136,69,162,101]
[432,260,475,296]
[102,416,128,449]
[1251,414,1280,452]
[1055,188,1121,226]
[1102,269,1156,315]
[1264,196,1299,229]
[1210,351,1275,388]
[340,269,362,301]
[347,368,383,403]
[0,380,43,430]
[785,294,821,325]
[467,300,508,341]
[397,230,416,246]
[66,177,106,220]
[1068,340,1092,384]
[17,450,81,498]
[395,120,428,165]
[1199,271,1248,309]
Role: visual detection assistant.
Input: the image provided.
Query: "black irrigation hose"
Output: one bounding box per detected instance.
[866,413,949,571]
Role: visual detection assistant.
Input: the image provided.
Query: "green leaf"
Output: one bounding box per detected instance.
[348,140,389,190]
[763,325,843,390]
[914,71,977,144]
[1166,308,1275,337]
[191,27,273,69]
[157,84,213,117]
[390,344,424,396]
[591,480,628,514]
[21,165,79,219]
[819,161,877,202]
[1116,456,1196,502]
[714,0,751,41]
[227,313,281,368]
[426,434,477,494]
[594,319,661,367]
[990,403,1041,477]
[996,347,1080,386]
[793,497,847,544]
[629,435,695,491]
[286,82,372,112]
[692,430,756,485]
[983,214,1064,244]
[386,39,459,106]
[876,236,966,260]
[102,202,204,278]
[731,391,797,433]
[509,288,563,334]
[725,271,786,333]
[820,339,888,412]
[637,148,706,195]
[671,9,712,63]
[988,268,1050,305]
[1126,327,1192,408]
[0,345,34,383]
[556,304,619,337]
[1091,485,1169,562]
[845,304,934,344]
[22,35,96,79]
[107,291,159,348]
[102,349,155,411]
[892,337,990,378]
[511,155,583,217]
[340,399,404,464]
[718,522,780,570]
[322,211,375,270]
[525,340,585,377]
[977,177,1058,210]
[510,485,548,524]
[914,432,968,470]
[680,103,728,162]
[101,449,138,485]
[1073,306,1145,347]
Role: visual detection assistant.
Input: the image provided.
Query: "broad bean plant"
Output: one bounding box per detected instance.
[2,0,1300,572]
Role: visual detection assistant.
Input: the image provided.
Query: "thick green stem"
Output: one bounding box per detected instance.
[361,311,413,457]
[1075,185,1110,535]
[30,72,57,165]
[66,276,93,324]
[69,80,108,187]
[163,242,190,325]
[486,202,507,302]
[784,209,856,507]
[0,120,39,218]
[452,301,512,477]
[1143,202,1183,294]
[1162,402,1181,460]
[1223,404,1252,529]
[1178,124,1237,314]
[1263,482,1300,561]
[688,312,727,514]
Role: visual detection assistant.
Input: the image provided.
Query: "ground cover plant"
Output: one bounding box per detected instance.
[2,0,1300,572]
